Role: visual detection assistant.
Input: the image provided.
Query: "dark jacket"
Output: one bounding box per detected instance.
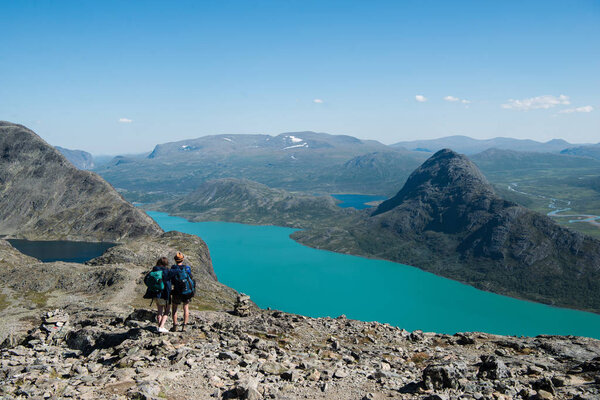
[143,265,175,301]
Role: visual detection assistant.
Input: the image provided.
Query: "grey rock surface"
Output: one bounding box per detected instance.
[1,305,599,399]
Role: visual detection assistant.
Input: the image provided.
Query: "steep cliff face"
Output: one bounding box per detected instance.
[296,149,600,311]
[0,122,163,241]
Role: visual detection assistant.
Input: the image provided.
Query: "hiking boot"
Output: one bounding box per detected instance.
[170,325,178,332]
[157,327,169,334]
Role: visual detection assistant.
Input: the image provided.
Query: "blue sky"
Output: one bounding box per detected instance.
[1,0,598,154]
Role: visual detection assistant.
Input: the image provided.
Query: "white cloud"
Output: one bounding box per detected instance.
[444,95,471,104]
[313,98,324,104]
[415,95,427,102]
[501,94,570,111]
[558,105,594,114]
[118,118,133,123]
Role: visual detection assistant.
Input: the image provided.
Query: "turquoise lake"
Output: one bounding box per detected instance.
[148,211,600,339]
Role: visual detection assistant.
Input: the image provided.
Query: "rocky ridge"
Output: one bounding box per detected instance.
[0,231,238,347]
[1,303,599,400]
[0,122,162,241]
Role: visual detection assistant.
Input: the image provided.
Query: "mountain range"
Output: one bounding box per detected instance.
[392,135,582,154]
[96,131,429,197]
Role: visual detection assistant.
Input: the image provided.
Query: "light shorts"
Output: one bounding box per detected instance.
[155,298,168,306]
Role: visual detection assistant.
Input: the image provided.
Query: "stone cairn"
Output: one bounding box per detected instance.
[233,293,252,317]
[37,309,70,344]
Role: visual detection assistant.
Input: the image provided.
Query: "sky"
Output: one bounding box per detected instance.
[1,0,599,154]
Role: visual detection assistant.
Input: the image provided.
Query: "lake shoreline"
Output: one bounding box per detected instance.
[148,210,600,339]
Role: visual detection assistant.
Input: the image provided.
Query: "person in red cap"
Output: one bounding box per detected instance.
[171,252,195,332]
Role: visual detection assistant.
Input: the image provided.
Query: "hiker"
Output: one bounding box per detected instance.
[143,257,174,334]
[171,252,195,332]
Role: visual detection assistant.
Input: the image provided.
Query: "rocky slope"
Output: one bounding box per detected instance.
[0,231,238,345]
[1,302,599,400]
[156,178,348,228]
[0,122,163,241]
[294,149,600,312]
[55,146,95,169]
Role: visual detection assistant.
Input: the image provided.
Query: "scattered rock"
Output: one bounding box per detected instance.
[422,361,466,390]
[477,355,510,380]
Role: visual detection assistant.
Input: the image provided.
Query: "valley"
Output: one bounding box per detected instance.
[1,125,600,399]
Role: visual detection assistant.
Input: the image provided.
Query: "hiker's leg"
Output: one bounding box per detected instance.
[159,313,168,328]
[157,300,169,328]
[183,303,189,325]
[156,303,162,325]
[172,303,179,327]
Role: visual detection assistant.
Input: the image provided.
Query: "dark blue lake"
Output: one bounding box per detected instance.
[7,239,115,263]
[331,194,388,209]
[149,211,600,339]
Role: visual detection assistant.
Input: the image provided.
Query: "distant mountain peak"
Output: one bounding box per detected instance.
[372,148,495,217]
[546,138,569,145]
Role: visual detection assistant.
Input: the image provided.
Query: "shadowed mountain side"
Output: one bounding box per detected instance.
[155,178,352,229]
[0,122,163,242]
[294,149,600,312]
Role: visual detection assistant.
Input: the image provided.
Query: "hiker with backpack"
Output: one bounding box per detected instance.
[143,257,174,334]
[171,252,195,332]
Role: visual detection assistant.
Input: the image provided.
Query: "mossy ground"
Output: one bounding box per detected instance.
[0,293,9,311]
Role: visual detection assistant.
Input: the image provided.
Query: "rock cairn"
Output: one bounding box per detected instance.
[37,309,70,344]
[233,293,252,317]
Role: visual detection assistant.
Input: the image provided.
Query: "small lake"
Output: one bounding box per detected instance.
[148,211,600,339]
[7,239,115,263]
[331,194,387,210]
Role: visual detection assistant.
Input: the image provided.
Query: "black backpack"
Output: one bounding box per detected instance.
[172,266,195,298]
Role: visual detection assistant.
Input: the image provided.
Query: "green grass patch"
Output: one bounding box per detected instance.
[0,293,10,311]
[24,291,49,308]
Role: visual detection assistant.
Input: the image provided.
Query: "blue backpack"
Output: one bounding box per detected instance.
[172,265,195,298]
